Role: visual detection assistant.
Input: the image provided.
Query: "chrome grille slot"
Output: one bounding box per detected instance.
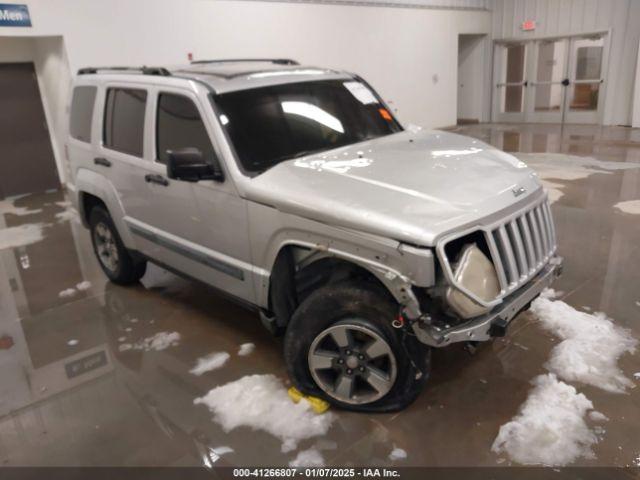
[507,220,528,277]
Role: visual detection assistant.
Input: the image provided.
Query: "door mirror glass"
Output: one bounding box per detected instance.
[166,148,223,182]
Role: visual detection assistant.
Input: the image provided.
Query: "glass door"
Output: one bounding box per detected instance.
[493,43,528,122]
[563,36,606,124]
[527,39,569,123]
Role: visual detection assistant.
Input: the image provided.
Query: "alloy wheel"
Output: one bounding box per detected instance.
[307,322,397,405]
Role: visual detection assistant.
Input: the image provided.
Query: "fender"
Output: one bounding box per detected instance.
[74,168,136,249]
[249,202,434,319]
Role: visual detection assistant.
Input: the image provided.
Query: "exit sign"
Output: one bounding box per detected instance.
[521,20,536,31]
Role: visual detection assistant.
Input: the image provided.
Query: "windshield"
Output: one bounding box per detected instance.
[213,79,402,174]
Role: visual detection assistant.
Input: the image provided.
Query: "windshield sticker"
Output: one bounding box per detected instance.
[343,81,378,105]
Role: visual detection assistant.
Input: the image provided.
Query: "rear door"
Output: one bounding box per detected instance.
[97,84,160,258]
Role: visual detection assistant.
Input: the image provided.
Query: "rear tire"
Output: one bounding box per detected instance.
[283,281,430,412]
[89,206,147,285]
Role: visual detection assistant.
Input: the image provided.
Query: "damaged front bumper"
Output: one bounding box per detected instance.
[411,256,563,347]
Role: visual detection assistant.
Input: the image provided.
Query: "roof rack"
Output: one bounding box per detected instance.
[77,66,172,76]
[190,58,299,66]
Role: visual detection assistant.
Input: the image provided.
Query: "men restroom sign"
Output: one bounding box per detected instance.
[0,4,31,27]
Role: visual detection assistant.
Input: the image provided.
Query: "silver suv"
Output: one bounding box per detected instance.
[66,59,562,411]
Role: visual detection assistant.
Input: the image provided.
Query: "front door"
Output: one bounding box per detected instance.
[527,38,569,123]
[0,63,59,198]
[147,87,252,300]
[493,43,529,123]
[563,35,606,124]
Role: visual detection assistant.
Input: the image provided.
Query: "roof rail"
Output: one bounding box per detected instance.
[190,58,299,66]
[77,66,172,76]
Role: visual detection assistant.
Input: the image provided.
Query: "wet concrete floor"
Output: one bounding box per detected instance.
[0,123,639,468]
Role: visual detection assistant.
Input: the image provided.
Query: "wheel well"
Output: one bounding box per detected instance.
[268,246,393,329]
[80,192,107,225]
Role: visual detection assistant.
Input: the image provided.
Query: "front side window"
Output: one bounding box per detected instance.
[103,88,147,157]
[70,86,97,142]
[214,79,402,174]
[156,93,216,165]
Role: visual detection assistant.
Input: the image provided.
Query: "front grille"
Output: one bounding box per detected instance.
[437,196,557,307]
[487,198,556,296]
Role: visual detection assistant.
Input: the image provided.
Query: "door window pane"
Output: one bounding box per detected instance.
[502,85,524,113]
[505,44,525,83]
[104,88,147,157]
[70,86,97,143]
[575,38,604,80]
[156,93,216,165]
[535,84,564,111]
[570,82,600,111]
[536,41,567,83]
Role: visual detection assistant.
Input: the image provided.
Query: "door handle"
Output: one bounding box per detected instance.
[561,78,570,86]
[94,157,111,167]
[144,174,169,186]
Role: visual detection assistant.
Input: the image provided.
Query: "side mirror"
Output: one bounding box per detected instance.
[166,148,224,182]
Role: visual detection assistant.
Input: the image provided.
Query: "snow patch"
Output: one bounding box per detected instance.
[289,448,324,467]
[76,281,92,291]
[190,352,230,375]
[0,223,46,250]
[195,374,335,452]
[58,288,76,298]
[389,447,407,461]
[588,411,608,422]
[67,339,79,346]
[238,343,255,356]
[0,200,42,217]
[135,331,180,351]
[55,209,79,223]
[614,200,640,215]
[492,374,598,466]
[531,290,638,393]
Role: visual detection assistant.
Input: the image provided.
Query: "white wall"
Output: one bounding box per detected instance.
[633,40,640,128]
[490,0,640,126]
[0,0,491,185]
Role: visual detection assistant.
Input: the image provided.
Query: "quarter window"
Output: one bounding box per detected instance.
[103,88,147,157]
[69,86,97,142]
[156,93,216,165]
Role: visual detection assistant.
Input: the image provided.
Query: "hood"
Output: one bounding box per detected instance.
[243,130,543,246]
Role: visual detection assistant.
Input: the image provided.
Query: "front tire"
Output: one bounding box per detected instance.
[283,281,430,412]
[89,206,147,285]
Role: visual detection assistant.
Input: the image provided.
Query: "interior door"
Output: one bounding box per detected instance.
[0,63,59,198]
[563,35,606,124]
[493,43,529,122]
[528,39,569,123]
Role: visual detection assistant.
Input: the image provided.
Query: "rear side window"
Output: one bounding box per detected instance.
[104,88,147,157]
[69,86,97,142]
[156,93,216,165]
